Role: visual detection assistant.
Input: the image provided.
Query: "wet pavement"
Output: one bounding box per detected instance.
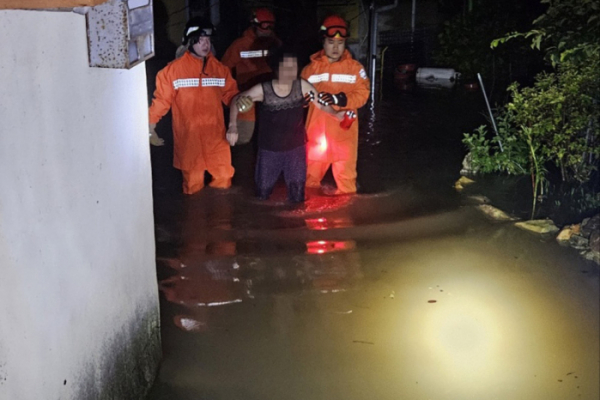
[146,87,599,400]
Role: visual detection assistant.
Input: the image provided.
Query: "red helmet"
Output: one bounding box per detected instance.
[252,8,275,31]
[320,15,349,39]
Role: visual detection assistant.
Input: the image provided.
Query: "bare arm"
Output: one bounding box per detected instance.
[226,84,264,145]
[301,80,344,120]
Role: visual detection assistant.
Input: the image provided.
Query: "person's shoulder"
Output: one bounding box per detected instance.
[343,58,367,79]
[227,35,251,49]
[301,60,319,73]
[157,57,181,77]
[210,56,228,69]
[344,57,365,70]
[167,53,192,69]
[209,56,234,75]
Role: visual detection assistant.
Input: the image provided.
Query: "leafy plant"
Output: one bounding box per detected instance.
[465,0,600,218]
[463,55,600,217]
[492,0,600,67]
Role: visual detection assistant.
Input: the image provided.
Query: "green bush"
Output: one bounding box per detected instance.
[463,53,599,215]
[464,0,600,218]
[492,0,600,67]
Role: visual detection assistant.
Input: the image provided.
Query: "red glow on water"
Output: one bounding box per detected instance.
[306,240,356,254]
[305,216,354,230]
[305,218,328,230]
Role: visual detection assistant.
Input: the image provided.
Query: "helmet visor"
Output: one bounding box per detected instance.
[321,25,349,38]
[186,26,214,38]
[254,20,275,30]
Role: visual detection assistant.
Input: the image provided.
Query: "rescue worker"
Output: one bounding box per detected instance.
[300,15,370,194]
[149,17,238,195]
[221,8,282,144]
[227,49,344,203]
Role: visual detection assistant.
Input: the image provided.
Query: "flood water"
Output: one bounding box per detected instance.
[146,86,599,400]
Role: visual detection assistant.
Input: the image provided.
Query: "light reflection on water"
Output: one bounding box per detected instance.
[154,223,599,399]
[149,90,598,400]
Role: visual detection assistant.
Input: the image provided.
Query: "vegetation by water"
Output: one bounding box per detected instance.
[461,0,600,219]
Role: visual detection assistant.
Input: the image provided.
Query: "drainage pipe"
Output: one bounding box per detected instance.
[411,0,417,33]
[368,0,399,106]
[477,73,504,152]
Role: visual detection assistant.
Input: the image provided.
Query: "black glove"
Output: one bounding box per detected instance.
[303,91,315,108]
[317,92,347,107]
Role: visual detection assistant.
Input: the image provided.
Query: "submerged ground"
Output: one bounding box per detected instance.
[146,86,599,400]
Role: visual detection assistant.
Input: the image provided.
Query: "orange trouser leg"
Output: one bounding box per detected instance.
[207,143,235,189]
[182,168,205,195]
[331,159,357,194]
[306,160,330,188]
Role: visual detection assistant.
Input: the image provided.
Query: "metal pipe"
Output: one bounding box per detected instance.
[380,46,388,100]
[477,73,503,152]
[368,2,376,76]
[377,0,399,12]
[368,0,399,104]
[210,0,219,27]
[411,0,417,33]
[368,1,377,104]
[370,57,377,106]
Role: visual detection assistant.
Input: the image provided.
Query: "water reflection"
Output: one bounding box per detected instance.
[148,84,598,399]
[306,240,356,254]
[160,259,244,332]
[178,192,236,259]
[305,216,354,230]
[276,191,355,217]
[159,234,363,332]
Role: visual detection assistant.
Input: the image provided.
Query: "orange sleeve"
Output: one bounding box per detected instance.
[148,67,176,124]
[300,64,313,81]
[345,63,371,110]
[221,40,240,71]
[221,67,239,107]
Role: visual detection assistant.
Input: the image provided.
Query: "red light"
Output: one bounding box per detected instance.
[305,217,328,230]
[318,135,328,152]
[306,240,357,254]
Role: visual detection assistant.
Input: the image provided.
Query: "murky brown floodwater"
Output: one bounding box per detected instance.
[146,88,599,400]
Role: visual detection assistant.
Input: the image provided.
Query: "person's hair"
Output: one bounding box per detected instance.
[268,46,297,77]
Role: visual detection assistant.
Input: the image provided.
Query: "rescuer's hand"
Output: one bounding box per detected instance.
[236,96,254,113]
[149,123,165,146]
[226,126,239,146]
[303,91,315,108]
[318,92,347,107]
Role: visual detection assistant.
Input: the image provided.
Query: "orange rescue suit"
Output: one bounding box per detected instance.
[221,27,281,121]
[149,51,238,194]
[300,49,370,193]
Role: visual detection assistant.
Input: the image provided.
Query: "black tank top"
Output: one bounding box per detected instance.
[258,80,306,152]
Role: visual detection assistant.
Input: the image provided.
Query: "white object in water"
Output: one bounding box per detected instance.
[416,68,460,81]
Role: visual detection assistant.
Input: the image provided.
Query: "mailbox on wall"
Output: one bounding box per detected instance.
[87,0,154,69]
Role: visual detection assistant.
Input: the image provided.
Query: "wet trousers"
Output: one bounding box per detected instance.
[255,145,306,202]
[306,159,357,194]
[181,152,234,195]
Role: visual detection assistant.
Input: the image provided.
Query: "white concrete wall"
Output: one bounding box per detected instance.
[0,9,159,400]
